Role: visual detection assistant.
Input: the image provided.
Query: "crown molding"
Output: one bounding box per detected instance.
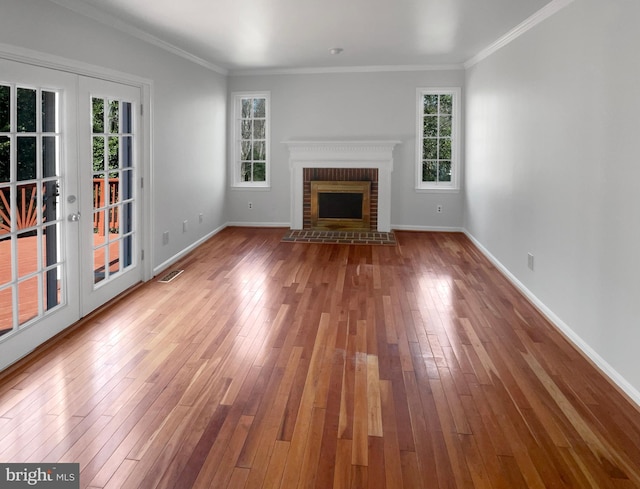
[0,42,154,86]
[230,63,464,76]
[48,0,228,75]
[464,0,576,69]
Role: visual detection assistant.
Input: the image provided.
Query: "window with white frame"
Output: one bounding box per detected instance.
[416,88,460,190]
[232,92,270,187]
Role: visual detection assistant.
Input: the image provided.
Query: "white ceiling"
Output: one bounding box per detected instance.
[51,0,554,74]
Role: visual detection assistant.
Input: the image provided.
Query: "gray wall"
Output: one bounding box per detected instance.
[465,0,640,400]
[227,70,465,230]
[0,0,228,270]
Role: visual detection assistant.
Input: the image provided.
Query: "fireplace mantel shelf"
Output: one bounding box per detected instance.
[283,140,401,162]
[284,140,401,232]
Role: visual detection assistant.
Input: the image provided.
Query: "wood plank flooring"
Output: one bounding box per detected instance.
[1,227,639,488]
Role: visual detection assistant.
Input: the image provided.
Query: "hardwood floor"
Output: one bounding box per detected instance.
[1,227,639,488]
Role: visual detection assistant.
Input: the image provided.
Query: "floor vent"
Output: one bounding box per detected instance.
[158,269,184,283]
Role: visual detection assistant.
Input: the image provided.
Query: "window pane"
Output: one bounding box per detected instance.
[423,116,438,138]
[42,91,56,133]
[122,136,132,168]
[109,100,119,133]
[17,137,36,181]
[108,137,119,173]
[439,161,452,182]
[253,162,266,182]
[253,98,266,118]
[0,243,12,285]
[109,240,120,275]
[121,102,132,133]
[241,162,252,182]
[439,138,451,160]
[94,249,106,284]
[241,99,251,118]
[0,286,13,333]
[0,137,9,182]
[93,210,106,242]
[93,178,107,210]
[121,169,133,201]
[17,88,36,133]
[108,206,119,234]
[253,141,265,161]
[17,183,38,228]
[0,85,10,132]
[42,136,57,178]
[0,187,11,236]
[44,265,62,312]
[93,136,105,172]
[17,230,38,277]
[422,161,437,182]
[439,116,452,137]
[42,180,60,224]
[18,276,39,325]
[423,139,437,160]
[440,95,453,114]
[253,120,265,139]
[241,120,252,140]
[92,98,104,133]
[423,95,438,115]
[123,235,132,267]
[241,141,251,161]
[123,202,133,234]
[42,223,60,267]
[109,177,120,205]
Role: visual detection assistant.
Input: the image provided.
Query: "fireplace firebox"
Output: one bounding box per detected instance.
[310,181,371,230]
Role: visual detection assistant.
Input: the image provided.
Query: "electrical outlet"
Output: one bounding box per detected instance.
[183,220,188,233]
[162,231,169,245]
[436,204,443,213]
[528,253,534,271]
[248,202,253,209]
[199,213,203,224]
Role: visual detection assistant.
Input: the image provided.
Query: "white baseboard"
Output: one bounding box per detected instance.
[153,224,227,276]
[392,224,464,232]
[463,229,640,408]
[225,221,290,228]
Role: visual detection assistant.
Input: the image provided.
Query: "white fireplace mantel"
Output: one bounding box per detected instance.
[284,140,401,232]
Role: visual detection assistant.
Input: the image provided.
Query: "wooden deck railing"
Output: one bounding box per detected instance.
[93,178,120,236]
[0,179,119,236]
[0,184,41,235]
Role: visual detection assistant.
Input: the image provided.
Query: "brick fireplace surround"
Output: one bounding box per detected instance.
[284,140,401,232]
[304,168,378,230]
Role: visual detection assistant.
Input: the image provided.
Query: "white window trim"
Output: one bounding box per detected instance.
[231,91,271,189]
[415,87,461,192]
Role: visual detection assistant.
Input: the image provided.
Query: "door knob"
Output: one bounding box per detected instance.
[68,213,81,222]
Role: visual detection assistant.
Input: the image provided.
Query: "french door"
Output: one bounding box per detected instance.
[78,77,142,315]
[0,58,144,370]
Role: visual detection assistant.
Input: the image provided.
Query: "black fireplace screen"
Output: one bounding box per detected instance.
[317,192,363,219]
